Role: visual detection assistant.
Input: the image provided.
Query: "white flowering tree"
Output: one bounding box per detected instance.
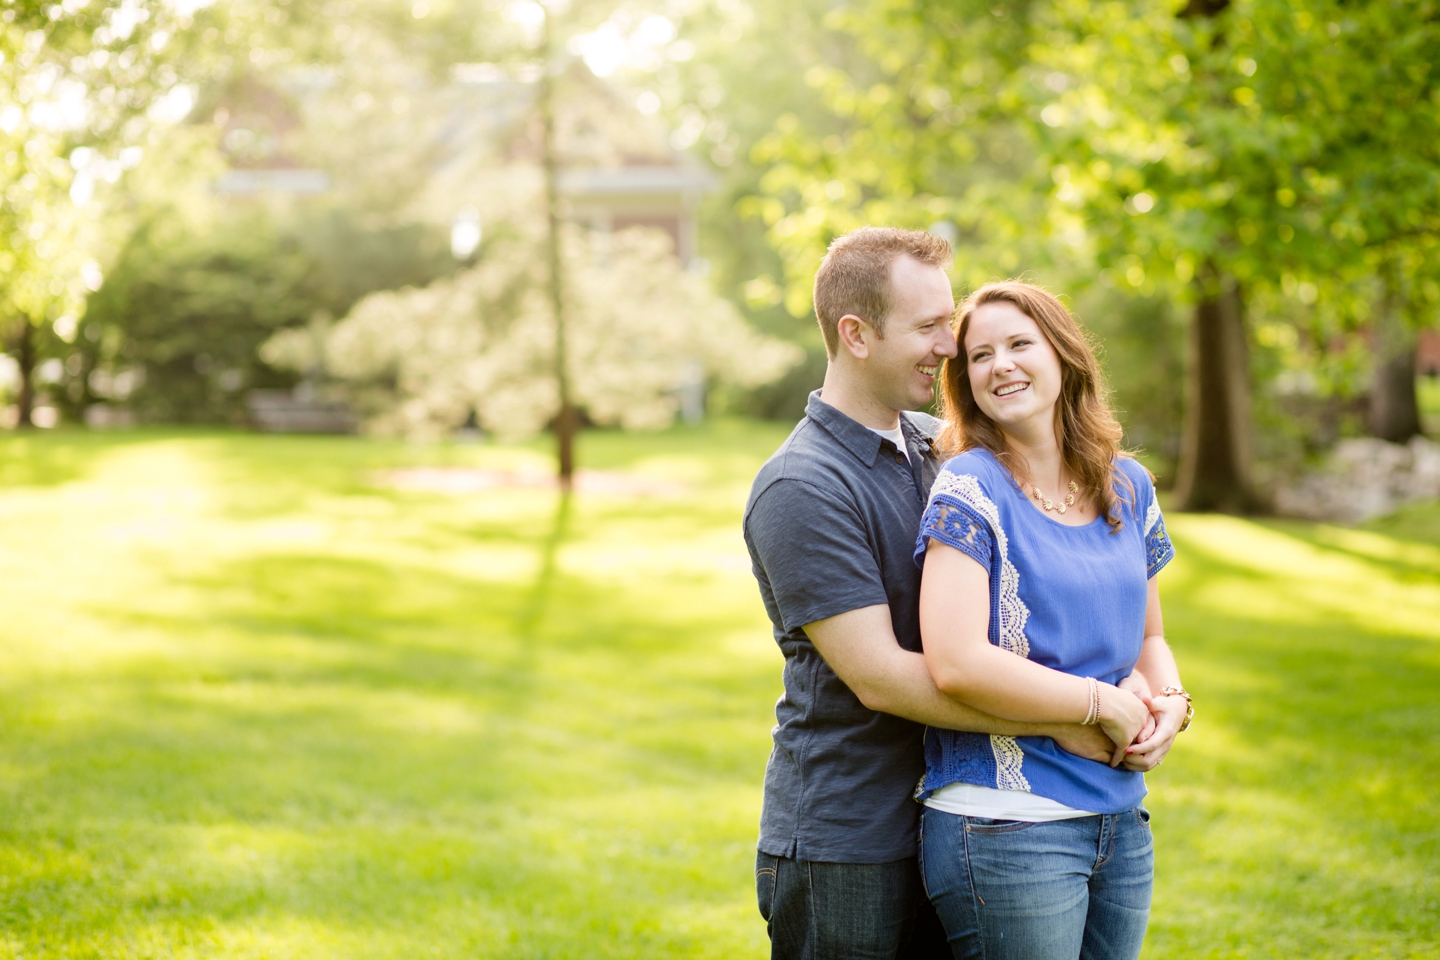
[261,227,801,441]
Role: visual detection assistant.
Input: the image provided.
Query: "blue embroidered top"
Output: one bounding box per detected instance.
[913,449,1175,814]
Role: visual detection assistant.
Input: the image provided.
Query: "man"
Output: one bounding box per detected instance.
[744,227,1112,959]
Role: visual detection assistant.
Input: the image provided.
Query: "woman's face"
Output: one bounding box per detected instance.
[962,301,1064,439]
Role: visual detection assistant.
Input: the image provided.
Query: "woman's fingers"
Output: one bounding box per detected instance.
[1126,734,1165,756]
[1119,699,1187,770]
[1127,701,1185,758]
[1121,748,1166,772]
[1123,729,1176,770]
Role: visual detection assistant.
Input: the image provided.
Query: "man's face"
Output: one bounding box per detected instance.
[864,256,958,412]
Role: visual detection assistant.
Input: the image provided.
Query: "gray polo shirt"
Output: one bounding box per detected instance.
[743,390,942,863]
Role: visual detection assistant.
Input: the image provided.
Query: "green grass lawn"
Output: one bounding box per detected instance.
[0,422,1435,959]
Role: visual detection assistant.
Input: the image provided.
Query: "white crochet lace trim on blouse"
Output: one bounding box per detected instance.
[989,734,1029,792]
[1144,499,1162,537]
[928,471,1031,659]
[927,470,1032,792]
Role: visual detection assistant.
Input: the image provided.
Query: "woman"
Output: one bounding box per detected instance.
[914,280,1191,960]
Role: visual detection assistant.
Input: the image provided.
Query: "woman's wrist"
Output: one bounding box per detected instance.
[1079,676,1100,725]
[1153,685,1194,731]
[1095,682,1128,723]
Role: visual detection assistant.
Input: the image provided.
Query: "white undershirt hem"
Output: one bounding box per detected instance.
[923,782,1097,822]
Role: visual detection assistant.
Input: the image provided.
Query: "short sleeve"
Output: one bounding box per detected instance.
[914,497,993,571]
[1145,506,1174,578]
[744,479,889,632]
[1124,461,1175,578]
[912,465,997,573]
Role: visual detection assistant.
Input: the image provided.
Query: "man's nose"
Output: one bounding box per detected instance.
[935,329,959,358]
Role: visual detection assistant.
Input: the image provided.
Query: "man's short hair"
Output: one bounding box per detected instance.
[812,226,952,357]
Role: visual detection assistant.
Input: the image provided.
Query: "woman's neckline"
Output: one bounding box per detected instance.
[971,447,1106,529]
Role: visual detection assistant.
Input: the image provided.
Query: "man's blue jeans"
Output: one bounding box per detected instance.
[756,852,950,959]
[918,807,1154,960]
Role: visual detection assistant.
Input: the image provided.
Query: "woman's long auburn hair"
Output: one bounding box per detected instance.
[937,280,1138,532]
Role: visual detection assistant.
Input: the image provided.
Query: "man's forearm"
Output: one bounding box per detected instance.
[862,646,1061,737]
[801,605,1109,761]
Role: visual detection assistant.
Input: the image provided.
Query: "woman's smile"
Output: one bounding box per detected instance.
[964,301,1064,438]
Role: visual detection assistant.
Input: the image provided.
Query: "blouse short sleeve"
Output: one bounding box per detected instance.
[1145,511,1174,578]
[1123,458,1174,578]
[914,466,996,571]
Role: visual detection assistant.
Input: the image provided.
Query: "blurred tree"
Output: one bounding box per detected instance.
[82,206,454,423]
[261,227,800,439]
[1028,0,1440,500]
[744,0,1440,508]
[652,0,871,420]
[290,0,691,482]
[66,0,515,425]
[0,0,202,426]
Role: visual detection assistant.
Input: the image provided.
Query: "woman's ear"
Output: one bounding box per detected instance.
[835,313,873,360]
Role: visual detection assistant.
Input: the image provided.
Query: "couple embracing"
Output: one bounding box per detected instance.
[743,227,1192,960]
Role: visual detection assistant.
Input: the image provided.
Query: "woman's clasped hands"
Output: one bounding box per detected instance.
[1114,673,1186,772]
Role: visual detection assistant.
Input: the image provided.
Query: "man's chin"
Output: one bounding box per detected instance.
[878,386,935,413]
[909,388,937,410]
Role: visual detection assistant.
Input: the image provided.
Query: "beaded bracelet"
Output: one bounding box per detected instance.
[1081,676,1100,726]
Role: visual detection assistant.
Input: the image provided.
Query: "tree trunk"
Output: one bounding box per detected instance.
[1173,272,1260,512]
[539,11,577,492]
[1368,292,1421,443]
[15,321,36,429]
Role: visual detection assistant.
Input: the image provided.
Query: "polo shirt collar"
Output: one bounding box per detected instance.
[804,389,937,467]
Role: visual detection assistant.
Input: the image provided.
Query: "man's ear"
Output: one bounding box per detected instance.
[835,314,874,360]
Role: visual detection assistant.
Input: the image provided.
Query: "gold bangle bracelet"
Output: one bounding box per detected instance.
[1157,685,1194,732]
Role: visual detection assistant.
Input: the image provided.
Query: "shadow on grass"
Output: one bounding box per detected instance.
[0,522,773,952]
[515,491,572,642]
[0,431,102,488]
[1142,521,1440,953]
[1254,518,1440,583]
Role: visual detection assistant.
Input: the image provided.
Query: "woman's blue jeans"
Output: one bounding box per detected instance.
[918,806,1154,960]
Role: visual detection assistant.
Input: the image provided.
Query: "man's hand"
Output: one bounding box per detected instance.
[1122,696,1188,772]
[1118,671,1157,747]
[1047,673,1155,766]
[1046,723,1114,764]
[1118,671,1152,700]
